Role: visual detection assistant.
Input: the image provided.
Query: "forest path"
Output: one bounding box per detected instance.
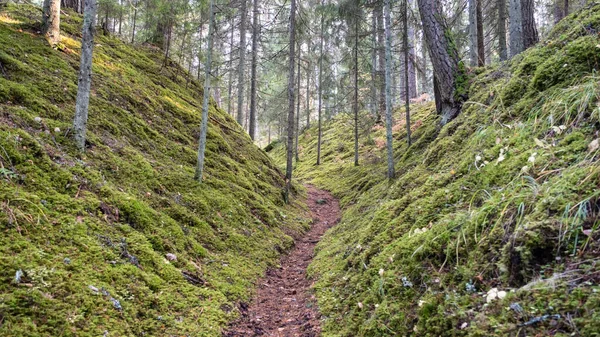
[224,185,340,337]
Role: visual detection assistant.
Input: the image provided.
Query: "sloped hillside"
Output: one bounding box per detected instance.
[272,4,600,336]
[0,4,308,336]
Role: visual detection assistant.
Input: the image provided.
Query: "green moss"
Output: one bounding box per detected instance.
[271,4,600,336]
[0,4,309,336]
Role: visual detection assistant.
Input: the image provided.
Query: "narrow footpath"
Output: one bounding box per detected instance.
[224,186,341,337]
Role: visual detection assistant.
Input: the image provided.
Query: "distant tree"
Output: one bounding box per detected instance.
[236,0,248,126]
[73,0,98,152]
[316,0,324,166]
[195,0,215,182]
[42,0,61,45]
[384,0,394,178]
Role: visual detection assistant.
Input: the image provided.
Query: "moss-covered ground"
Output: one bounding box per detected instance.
[272,4,600,336]
[0,4,309,336]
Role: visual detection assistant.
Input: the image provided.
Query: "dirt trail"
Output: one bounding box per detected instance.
[224,186,340,337]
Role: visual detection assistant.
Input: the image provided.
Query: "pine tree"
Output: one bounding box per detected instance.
[73,0,98,152]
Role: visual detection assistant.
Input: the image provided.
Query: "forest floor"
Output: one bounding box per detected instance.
[225,186,340,337]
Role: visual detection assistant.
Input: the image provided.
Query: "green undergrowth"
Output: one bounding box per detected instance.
[0,4,308,336]
[272,4,600,336]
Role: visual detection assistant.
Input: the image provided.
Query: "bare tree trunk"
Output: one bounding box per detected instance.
[370,12,377,117]
[195,0,215,182]
[236,0,248,126]
[42,0,61,46]
[468,0,477,66]
[521,0,538,49]
[384,0,394,179]
[407,0,417,99]
[417,0,467,124]
[73,0,97,152]
[131,0,137,43]
[317,0,324,166]
[376,2,385,122]
[118,0,122,36]
[249,0,259,140]
[227,15,235,117]
[306,57,311,129]
[295,45,301,163]
[353,19,359,167]
[509,0,523,57]
[404,0,411,145]
[476,0,485,66]
[285,0,297,202]
[498,0,508,60]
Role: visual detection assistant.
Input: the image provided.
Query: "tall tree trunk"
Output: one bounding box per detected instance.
[249,0,259,140]
[476,0,485,66]
[353,19,359,167]
[509,0,523,57]
[42,0,61,46]
[131,0,137,43]
[468,0,477,66]
[295,45,301,162]
[73,0,97,152]
[236,0,248,126]
[306,57,311,129]
[417,0,467,124]
[498,0,508,61]
[384,0,394,179]
[227,15,234,116]
[521,0,538,49]
[317,0,324,166]
[370,12,377,117]
[195,0,215,182]
[376,2,386,122]
[118,0,122,35]
[404,0,411,145]
[407,0,417,99]
[285,0,297,202]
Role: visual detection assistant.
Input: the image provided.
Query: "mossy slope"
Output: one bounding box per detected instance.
[272,4,600,336]
[0,4,308,336]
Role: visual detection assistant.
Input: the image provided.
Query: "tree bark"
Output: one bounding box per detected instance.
[73,0,97,152]
[236,0,248,126]
[404,0,411,145]
[376,2,386,122]
[498,0,508,61]
[317,0,324,166]
[521,0,538,49]
[195,0,215,182]
[42,0,61,46]
[407,0,417,100]
[227,15,235,116]
[384,0,394,179]
[306,57,311,129]
[249,0,259,140]
[370,12,377,117]
[295,45,301,163]
[353,18,359,167]
[476,0,485,66]
[509,0,523,57]
[468,0,478,66]
[285,0,297,202]
[417,0,467,124]
[131,0,137,43]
